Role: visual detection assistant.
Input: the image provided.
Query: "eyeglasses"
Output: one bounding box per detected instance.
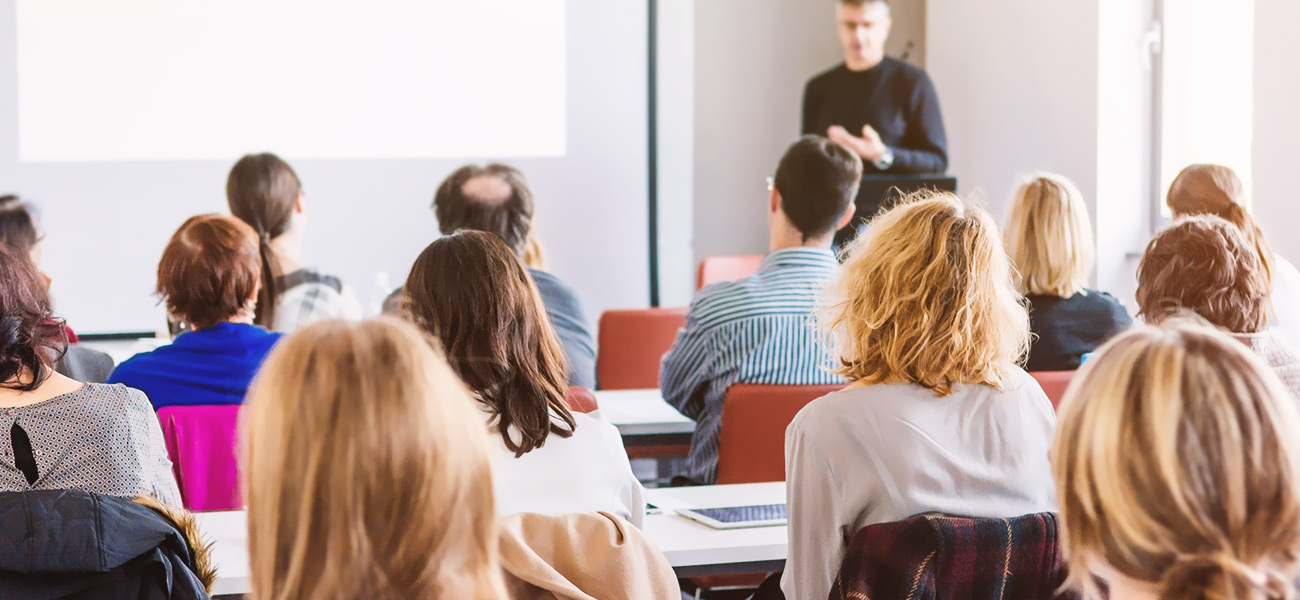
[766,176,775,192]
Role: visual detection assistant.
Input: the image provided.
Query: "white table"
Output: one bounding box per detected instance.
[199,481,788,595]
[594,389,695,449]
[645,482,787,577]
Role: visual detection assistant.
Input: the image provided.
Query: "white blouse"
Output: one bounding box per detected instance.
[484,407,645,527]
[1269,253,1300,350]
[781,368,1058,600]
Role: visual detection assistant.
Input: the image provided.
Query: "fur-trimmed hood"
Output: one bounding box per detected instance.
[0,490,214,600]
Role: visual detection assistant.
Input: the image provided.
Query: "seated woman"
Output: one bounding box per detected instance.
[1167,164,1300,349]
[403,231,644,525]
[1136,215,1300,399]
[243,319,508,598]
[781,192,1056,600]
[1053,321,1300,598]
[226,153,362,332]
[0,244,180,505]
[108,214,282,409]
[1003,173,1131,370]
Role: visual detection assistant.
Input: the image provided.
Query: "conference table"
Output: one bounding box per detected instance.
[594,388,695,450]
[201,481,787,596]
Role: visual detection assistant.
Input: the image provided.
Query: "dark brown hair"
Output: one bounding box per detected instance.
[773,136,863,241]
[433,164,535,256]
[0,243,66,391]
[157,214,262,331]
[0,195,40,256]
[403,230,574,456]
[1137,215,1270,334]
[1166,164,1275,285]
[226,153,302,328]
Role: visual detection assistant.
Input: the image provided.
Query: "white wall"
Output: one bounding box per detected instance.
[1252,0,1300,264]
[928,0,1153,304]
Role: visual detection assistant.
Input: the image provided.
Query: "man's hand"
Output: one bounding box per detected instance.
[826,125,887,162]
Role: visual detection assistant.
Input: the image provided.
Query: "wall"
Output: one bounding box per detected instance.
[927,0,1154,304]
[682,0,924,302]
[1251,0,1300,264]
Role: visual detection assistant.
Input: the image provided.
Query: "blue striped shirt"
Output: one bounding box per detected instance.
[660,247,844,483]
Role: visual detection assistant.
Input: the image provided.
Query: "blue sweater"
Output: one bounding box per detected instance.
[107,322,282,410]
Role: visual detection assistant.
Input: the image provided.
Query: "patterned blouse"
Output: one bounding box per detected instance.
[0,383,182,506]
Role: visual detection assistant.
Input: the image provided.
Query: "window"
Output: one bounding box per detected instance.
[1155,0,1255,218]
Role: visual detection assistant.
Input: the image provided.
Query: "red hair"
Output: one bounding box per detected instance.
[157,214,262,330]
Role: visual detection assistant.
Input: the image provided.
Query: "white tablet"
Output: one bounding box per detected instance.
[678,503,788,530]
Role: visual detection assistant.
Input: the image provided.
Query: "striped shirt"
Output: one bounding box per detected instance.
[660,247,844,483]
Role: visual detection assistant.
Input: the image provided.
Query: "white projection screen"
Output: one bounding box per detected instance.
[0,0,649,334]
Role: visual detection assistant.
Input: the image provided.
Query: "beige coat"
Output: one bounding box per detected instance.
[498,512,680,600]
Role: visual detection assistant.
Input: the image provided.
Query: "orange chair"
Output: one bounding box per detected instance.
[564,386,598,413]
[696,255,764,290]
[715,383,845,484]
[1029,371,1075,411]
[596,307,688,390]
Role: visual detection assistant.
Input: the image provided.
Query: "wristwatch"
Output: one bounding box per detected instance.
[874,148,895,171]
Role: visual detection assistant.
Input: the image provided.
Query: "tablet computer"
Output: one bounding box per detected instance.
[678,503,787,530]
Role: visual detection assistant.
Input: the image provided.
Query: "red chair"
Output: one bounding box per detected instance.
[696,255,764,290]
[564,386,598,413]
[596,307,688,390]
[715,383,845,484]
[1029,371,1075,411]
[156,405,243,511]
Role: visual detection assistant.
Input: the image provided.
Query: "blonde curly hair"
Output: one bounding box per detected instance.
[821,190,1029,395]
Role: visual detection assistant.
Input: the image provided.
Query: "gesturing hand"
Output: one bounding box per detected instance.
[826,125,886,162]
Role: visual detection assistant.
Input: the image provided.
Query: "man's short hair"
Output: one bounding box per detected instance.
[1136,215,1270,334]
[772,136,863,241]
[432,164,535,256]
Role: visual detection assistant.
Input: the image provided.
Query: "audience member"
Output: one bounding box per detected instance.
[404,231,644,525]
[0,244,180,505]
[227,153,362,332]
[660,135,858,485]
[0,195,115,381]
[242,318,508,599]
[1136,215,1300,400]
[781,192,1056,600]
[1053,321,1300,599]
[1166,163,1300,348]
[1004,174,1131,371]
[108,214,282,409]
[429,163,597,389]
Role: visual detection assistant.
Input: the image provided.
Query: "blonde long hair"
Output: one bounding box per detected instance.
[1053,321,1300,600]
[242,318,507,600]
[822,191,1029,395]
[1004,173,1095,297]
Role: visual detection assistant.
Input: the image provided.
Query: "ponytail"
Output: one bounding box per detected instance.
[1224,202,1277,288]
[1160,554,1296,600]
[255,235,280,329]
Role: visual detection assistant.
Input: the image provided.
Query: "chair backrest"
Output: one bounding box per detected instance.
[596,307,688,390]
[715,383,844,484]
[565,386,599,413]
[696,255,765,290]
[1029,371,1075,410]
[156,405,243,511]
[832,512,1078,600]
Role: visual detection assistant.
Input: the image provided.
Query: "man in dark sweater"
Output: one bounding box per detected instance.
[803,0,947,175]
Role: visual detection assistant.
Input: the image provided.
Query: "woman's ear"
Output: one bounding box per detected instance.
[295,190,306,214]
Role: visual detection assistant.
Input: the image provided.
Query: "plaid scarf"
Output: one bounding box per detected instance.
[829,512,1079,600]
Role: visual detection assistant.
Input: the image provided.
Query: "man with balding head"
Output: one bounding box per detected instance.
[393,163,597,389]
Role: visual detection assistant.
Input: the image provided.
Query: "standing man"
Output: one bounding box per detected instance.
[803,0,947,175]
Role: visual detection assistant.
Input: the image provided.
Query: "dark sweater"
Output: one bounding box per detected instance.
[802,57,948,174]
[1024,290,1132,372]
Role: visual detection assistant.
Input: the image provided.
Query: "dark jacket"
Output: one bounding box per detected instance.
[830,512,1078,600]
[0,490,215,600]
